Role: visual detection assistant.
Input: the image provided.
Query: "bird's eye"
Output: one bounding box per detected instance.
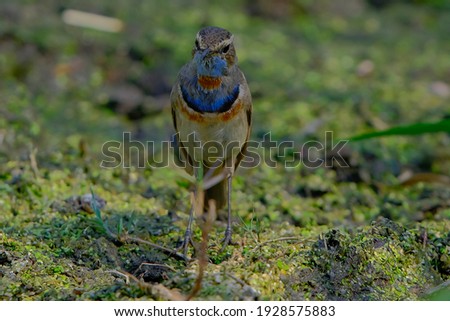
[194,40,200,50]
[221,44,230,54]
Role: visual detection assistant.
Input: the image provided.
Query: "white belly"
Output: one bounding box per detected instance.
[178,111,248,168]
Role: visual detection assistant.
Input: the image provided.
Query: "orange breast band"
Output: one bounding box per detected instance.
[198,75,222,90]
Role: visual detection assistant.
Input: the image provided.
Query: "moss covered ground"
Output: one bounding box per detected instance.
[0,0,449,300]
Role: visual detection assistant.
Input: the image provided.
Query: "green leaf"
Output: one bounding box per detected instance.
[276,259,290,271]
[348,119,450,141]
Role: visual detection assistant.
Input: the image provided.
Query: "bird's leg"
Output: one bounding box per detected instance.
[221,173,233,251]
[177,167,200,257]
[178,203,195,257]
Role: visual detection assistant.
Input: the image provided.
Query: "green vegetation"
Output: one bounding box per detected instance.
[0,0,449,300]
[349,119,450,141]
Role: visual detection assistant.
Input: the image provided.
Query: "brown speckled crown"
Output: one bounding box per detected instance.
[196,26,233,49]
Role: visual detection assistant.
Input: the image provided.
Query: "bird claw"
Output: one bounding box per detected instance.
[220,227,233,252]
[177,229,196,258]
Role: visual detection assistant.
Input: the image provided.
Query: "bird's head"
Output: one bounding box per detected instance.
[192,26,237,79]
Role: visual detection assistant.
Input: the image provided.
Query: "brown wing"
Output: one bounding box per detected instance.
[171,84,194,175]
[234,88,252,170]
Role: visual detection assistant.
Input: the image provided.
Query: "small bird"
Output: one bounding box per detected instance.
[171,26,252,254]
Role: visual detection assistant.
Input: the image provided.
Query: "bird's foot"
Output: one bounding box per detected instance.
[176,228,196,258]
[220,227,234,252]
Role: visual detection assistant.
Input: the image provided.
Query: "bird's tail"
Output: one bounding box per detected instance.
[204,178,227,211]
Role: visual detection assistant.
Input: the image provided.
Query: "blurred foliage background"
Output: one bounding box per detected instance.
[1,0,449,178]
[0,0,449,300]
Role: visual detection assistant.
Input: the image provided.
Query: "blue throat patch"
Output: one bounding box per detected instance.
[181,84,240,113]
[195,52,227,78]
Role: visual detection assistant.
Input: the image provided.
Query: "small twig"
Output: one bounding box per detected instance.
[322,233,328,251]
[187,199,215,300]
[108,270,131,284]
[203,168,230,190]
[29,147,40,179]
[107,229,188,261]
[422,229,428,250]
[136,262,177,273]
[124,235,188,262]
[203,159,222,181]
[224,271,260,298]
[109,269,186,300]
[251,236,303,252]
[61,9,124,33]
[225,272,249,287]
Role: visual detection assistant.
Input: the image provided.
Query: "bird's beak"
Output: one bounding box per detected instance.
[199,48,211,60]
[194,48,227,77]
